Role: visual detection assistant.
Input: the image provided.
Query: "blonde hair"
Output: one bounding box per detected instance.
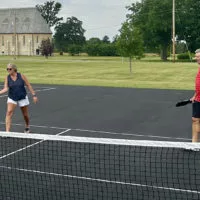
[7,63,17,72]
[195,49,200,54]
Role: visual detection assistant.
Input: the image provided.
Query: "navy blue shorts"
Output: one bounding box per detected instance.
[192,101,200,118]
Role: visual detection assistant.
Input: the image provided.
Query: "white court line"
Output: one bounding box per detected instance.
[0,165,199,194]
[0,87,56,98]
[56,129,71,135]
[34,86,56,89]
[0,122,67,130]
[34,88,56,92]
[0,94,8,98]
[0,129,71,160]
[0,140,44,159]
[0,122,191,141]
[72,128,191,141]
[0,85,55,89]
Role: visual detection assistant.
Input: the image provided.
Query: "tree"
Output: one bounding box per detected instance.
[40,38,54,58]
[176,0,200,52]
[112,35,119,44]
[84,37,117,56]
[87,38,101,45]
[68,44,83,56]
[98,44,118,56]
[84,38,101,56]
[116,22,144,73]
[54,16,86,52]
[36,1,63,27]
[102,35,110,44]
[127,0,175,60]
[126,0,200,58]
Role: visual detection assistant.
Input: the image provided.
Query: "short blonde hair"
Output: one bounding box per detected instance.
[195,49,200,54]
[7,63,17,72]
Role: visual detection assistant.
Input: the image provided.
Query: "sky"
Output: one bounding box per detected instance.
[0,0,137,40]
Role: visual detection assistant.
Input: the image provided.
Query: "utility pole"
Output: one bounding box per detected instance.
[12,9,17,59]
[172,0,175,62]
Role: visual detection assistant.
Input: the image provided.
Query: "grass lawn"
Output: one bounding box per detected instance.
[0,55,197,90]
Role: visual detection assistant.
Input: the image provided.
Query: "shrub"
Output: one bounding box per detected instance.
[177,52,191,60]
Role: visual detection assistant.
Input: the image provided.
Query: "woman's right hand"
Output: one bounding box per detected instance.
[190,96,196,103]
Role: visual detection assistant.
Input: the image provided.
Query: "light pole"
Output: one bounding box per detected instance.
[172,0,175,62]
[12,9,17,59]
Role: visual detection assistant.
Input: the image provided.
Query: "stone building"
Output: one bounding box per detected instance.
[0,7,52,56]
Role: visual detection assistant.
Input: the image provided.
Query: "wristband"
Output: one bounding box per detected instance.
[33,94,37,97]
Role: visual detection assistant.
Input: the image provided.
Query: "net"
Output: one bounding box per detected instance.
[0,132,200,200]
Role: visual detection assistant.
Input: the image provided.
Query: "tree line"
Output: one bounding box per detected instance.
[126,0,200,60]
[37,0,200,62]
[36,1,118,57]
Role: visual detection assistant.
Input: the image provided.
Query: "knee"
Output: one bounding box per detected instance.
[6,110,13,117]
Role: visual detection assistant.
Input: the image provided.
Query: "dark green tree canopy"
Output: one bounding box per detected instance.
[126,0,173,60]
[176,0,200,52]
[87,38,102,45]
[102,35,110,44]
[36,1,63,27]
[54,16,86,51]
[85,37,117,56]
[126,0,200,58]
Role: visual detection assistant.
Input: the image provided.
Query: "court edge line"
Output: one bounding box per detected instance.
[0,165,199,194]
[0,129,71,160]
[0,85,54,89]
[57,129,71,135]
[0,88,56,98]
[34,88,56,92]
[72,128,191,141]
[1,122,190,141]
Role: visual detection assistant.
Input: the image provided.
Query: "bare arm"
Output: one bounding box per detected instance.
[21,74,38,103]
[21,74,35,95]
[0,77,8,95]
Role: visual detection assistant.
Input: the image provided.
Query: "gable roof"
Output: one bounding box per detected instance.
[0,7,52,34]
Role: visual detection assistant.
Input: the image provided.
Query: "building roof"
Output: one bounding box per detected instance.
[0,7,52,34]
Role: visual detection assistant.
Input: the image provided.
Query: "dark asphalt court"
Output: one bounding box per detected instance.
[0,84,194,141]
[0,85,198,200]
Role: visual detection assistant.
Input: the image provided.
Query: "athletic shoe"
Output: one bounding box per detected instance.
[24,127,30,133]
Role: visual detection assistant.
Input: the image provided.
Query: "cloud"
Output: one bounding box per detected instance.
[0,0,136,40]
[59,0,130,40]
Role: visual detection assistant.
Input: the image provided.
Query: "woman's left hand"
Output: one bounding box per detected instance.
[33,96,38,104]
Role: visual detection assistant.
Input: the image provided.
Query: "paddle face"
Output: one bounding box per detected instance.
[176,99,192,107]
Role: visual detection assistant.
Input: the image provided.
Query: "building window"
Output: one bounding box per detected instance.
[2,19,9,33]
[2,36,4,46]
[36,36,39,43]
[24,18,30,30]
[23,35,25,46]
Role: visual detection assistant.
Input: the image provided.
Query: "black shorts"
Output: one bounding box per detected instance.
[192,101,200,118]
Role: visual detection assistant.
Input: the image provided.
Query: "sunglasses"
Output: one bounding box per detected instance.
[7,68,12,71]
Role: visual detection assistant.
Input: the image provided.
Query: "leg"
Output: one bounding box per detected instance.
[19,96,30,133]
[6,103,17,132]
[20,106,30,130]
[192,117,200,142]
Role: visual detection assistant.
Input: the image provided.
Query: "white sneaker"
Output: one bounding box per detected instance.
[24,127,30,133]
